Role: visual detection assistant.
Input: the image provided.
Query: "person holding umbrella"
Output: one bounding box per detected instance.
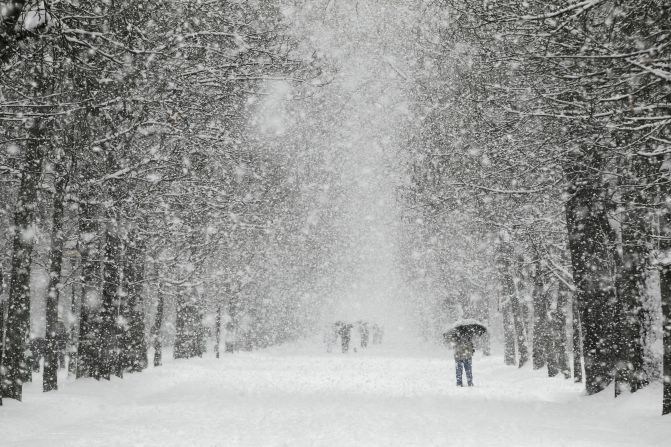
[444,319,487,387]
[452,332,475,387]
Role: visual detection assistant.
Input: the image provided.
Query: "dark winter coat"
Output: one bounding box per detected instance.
[452,337,474,361]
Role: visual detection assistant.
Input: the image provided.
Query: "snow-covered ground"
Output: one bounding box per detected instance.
[2,340,669,446]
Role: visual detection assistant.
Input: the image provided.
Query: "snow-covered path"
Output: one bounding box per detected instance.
[2,341,669,447]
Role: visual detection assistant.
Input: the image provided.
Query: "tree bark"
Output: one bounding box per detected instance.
[565,152,617,394]
[151,282,164,367]
[613,155,656,396]
[613,216,649,396]
[0,293,5,406]
[502,303,516,366]
[510,266,529,367]
[174,293,188,359]
[76,200,101,380]
[43,157,70,392]
[532,261,548,370]
[658,176,671,415]
[1,125,45,401]
[572,296,583,383]
[554,281,571,379]
[68,279,79,376]
[215,305,222,359]
[660,263,671,415]
[122,234,148,373]
[174,290,204,359]
[1,265,4,406]
[497,241,528,366]
[100,226,122,380]
[482,305,492,356]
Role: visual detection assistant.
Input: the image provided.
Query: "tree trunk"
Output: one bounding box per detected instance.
[123,234,148,373]
[215,305,222,359]
[502,303,516,366]
[151,282,164,367]
[100,226,122,380]
[1,127,45,401]
[174,291,204,359]
[565,153,617,394]
[613,222,648,396]
[532,261,547,370]
[43,157,70,392]
[1,265,4,405]
[68,279,79,376]
[572,296,583,383]
[0,297,5,406]
[613,156,655,396]
[660,261,671,415]
[554,281,571,379]
[658,176,671,415]
[510,273,529,368]
[497,241,526,366]
[174,293,188,359]
[76,200,101,380]
[482,305,492,356]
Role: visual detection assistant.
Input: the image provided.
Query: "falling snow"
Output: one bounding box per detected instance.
[1,0,671,446]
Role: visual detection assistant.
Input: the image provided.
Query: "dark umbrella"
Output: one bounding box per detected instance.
[443,319,487,342]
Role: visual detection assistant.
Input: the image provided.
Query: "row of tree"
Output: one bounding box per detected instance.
[400,0,670,414]
[0,0,325,405]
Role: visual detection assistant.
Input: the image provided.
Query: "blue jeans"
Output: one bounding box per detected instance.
[455,358,473,386]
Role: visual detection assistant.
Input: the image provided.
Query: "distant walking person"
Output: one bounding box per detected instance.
[357,321,370,349]
[451,334,474,387]
[338,322,352,353]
